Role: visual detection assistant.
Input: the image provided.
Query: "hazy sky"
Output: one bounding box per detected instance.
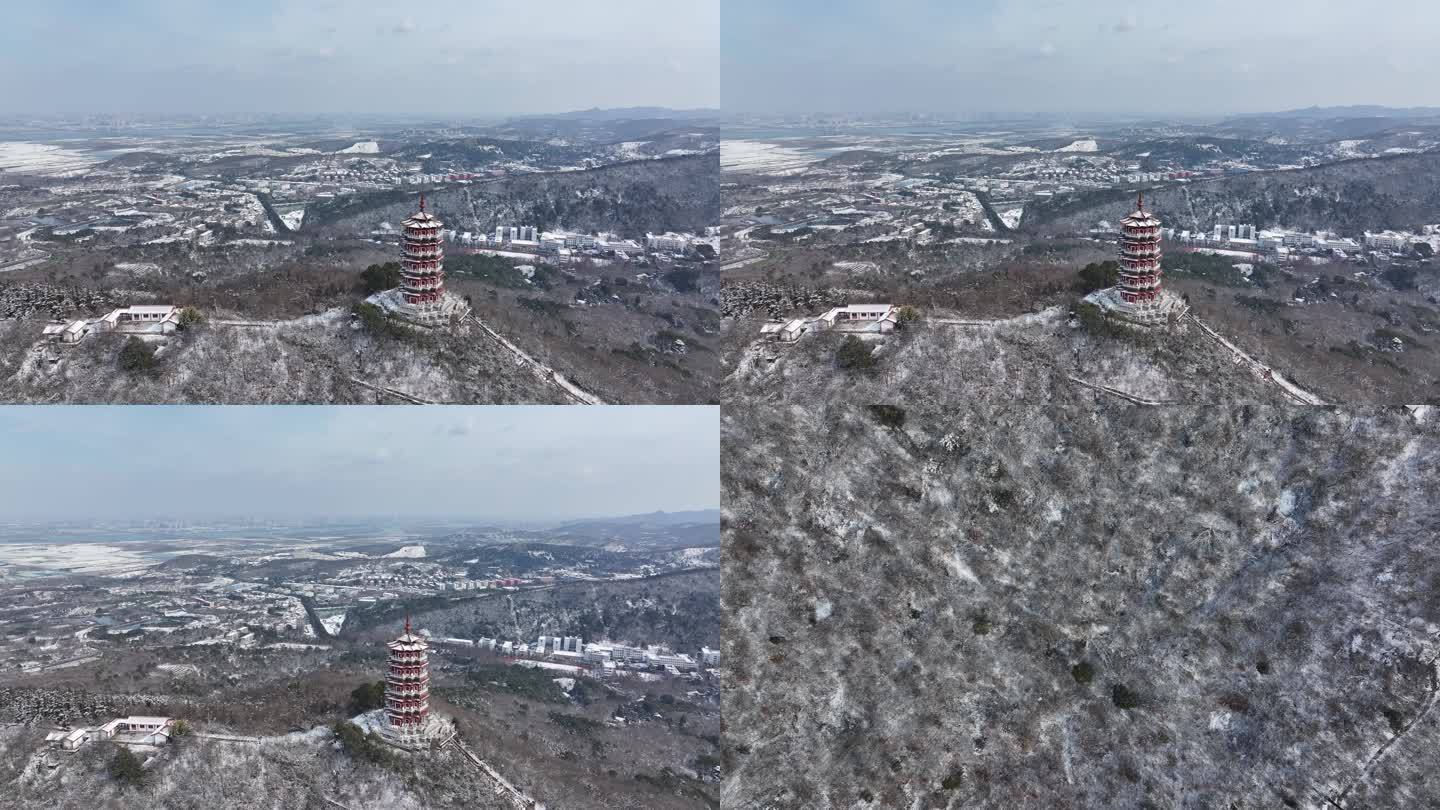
[724,0,1440,116]
[1,0,718,116]
[0,407,718,521]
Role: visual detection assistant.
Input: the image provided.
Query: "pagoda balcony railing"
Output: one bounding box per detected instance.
[1120,280,1162,291]
[403,260,443,272]
[385,683,429,697]
[1120,257,1160,269]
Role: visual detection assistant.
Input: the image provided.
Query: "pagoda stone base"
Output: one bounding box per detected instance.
[365,288,470,328]
[366,710,455,752]
[1083,286,1189,328]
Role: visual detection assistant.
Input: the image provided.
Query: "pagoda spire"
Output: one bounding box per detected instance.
[1136,190,1144,212]
[404,614,411,635]
[418,192,426,213]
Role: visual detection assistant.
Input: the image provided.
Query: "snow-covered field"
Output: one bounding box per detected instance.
[0,142,103,177]
[1056,138,1099,153]
[999,206,1025,229]
[614,141,651,160]
[338,141,379,154]
[320,612,347,636]
[280,208,306,230]
[0,543,154,576]
[721,140,825,175]
[384,544,426,558]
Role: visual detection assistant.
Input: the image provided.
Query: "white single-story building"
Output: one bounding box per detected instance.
[816,304,899,333]
[43,319,94,343]
[97,305,181,335]
[62,320,91,343]
[61,728,90,751]
[120,716,173,734]
[762,318,811,342]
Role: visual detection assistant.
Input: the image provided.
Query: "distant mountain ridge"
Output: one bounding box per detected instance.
[555,509,719,532]
[1229,105,1440,121]
[508,106,720,123]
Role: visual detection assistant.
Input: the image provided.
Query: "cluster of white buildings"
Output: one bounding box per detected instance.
[420,224,645,259]
[431,632,714,677]
[1087,219,1438,263]
[645,232,700,253]
[42,304,182,345]
[761,303,901,343]
[403,223,714,260]
[46,716,175,752]
[1153,223,1362,258]
[1361,229,1436,253]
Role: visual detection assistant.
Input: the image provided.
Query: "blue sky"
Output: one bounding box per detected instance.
[0,406,718,521]
[723,0,1440,115]
[0,0,719,115]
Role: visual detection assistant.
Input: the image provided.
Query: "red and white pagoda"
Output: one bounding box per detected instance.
[1083,192,1188,326]
[365,193,470,327]
[377,617,450,748]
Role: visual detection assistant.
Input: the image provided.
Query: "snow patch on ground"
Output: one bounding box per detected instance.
[0,543,154,576]
[721,140,824,175]
[1056,139,1098,153]
[280,208,306,230]
[944,551,982,585]
[0,142,103,177]
[383,545,426,558]
[320,612,347,636]
[338,141,380,154]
